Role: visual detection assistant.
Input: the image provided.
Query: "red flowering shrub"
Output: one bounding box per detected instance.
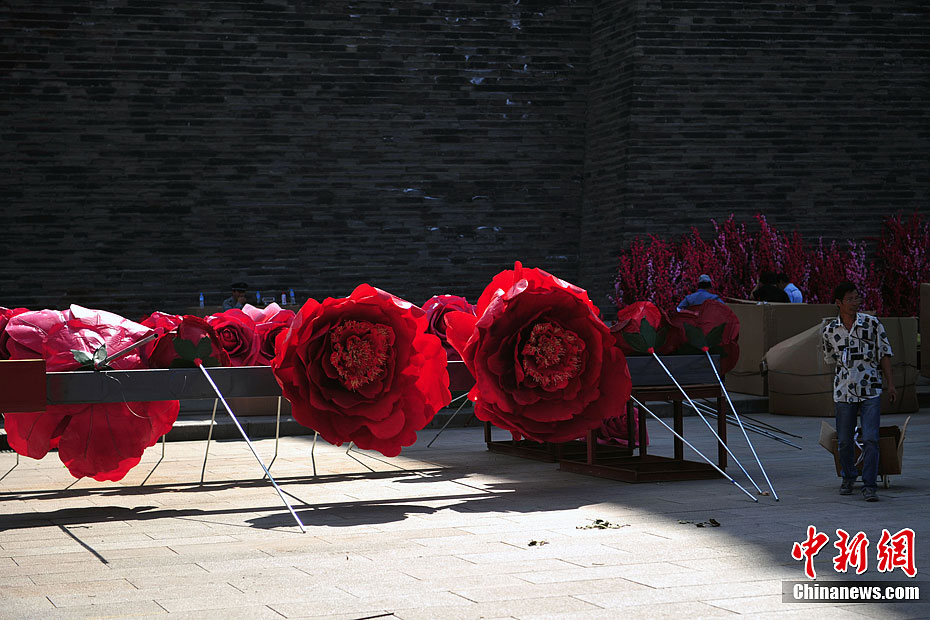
[874,212,929,317]
[446,262,631,443]
[207,309,261,366]
[615,213,924,316]
[271,284,451,457]
[1,305,179,481]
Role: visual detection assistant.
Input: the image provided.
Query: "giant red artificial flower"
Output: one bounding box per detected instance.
[271,284,451,457]
[206,309,261,366]
[241,303,296,365]
[611,301,684,356]
[1,305,179,481]
[669,301,741,374]
[421,295,477,352]
[445,262,632,443]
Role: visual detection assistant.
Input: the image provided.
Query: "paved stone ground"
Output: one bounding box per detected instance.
[1,409,928,620]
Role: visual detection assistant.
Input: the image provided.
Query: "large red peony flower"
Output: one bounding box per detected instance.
[147,315,230,368]
[445,262,632,443]
[271,284,451,457]
[612,301,684,356]
[206,309,261,366]
[1,305,180,481]
[241,303,296,365]
[669,300,741,374]
[421,295,477,352]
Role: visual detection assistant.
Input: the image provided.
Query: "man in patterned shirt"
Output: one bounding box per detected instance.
[821,281,897,502]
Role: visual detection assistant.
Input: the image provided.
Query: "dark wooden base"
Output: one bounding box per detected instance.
[485,436,634,463]
[559,454,722,482]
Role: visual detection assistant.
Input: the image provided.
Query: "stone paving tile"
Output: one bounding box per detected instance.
[35,600,168,620]
[451,576,648,603]
[386,595,603,620]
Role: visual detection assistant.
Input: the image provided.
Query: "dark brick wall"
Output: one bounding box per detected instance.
[580,0,930,312]
[2,1,928,319]
[1,0,591,317]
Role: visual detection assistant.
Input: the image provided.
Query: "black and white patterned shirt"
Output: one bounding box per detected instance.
[821,313,893,403]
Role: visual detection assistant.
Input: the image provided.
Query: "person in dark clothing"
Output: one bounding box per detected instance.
[751,271,790,303]
[223,282,249,310]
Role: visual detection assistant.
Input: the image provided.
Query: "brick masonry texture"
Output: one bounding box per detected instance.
[1,0,927,318]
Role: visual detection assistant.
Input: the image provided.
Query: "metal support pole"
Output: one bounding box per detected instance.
[200,398,219,484]
[706,351,779,501]
[197,364,306,533]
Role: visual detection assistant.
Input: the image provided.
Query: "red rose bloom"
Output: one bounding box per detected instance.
[421,295,477,351]
[1,305,180,481]
[669,300,741,374]
[206,309,261,366]
[612,301,684,356]
[0,305,29,359]
[241,303,296,365]
[271,284,451,457]
[445,262,632,443]
[147,315,230,368]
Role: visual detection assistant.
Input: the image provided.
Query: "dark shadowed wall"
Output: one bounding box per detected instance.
[1,0,591,316]
[581,0,930,309]
[2,1,928,317]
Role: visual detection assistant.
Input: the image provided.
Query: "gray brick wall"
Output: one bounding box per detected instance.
[1,0,591,317]
[2,1,927,319]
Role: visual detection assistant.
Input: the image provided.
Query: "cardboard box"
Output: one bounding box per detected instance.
[765,317,919,416]
[818,417,910,477]
[921,283,929,378]
[724,302,837,395]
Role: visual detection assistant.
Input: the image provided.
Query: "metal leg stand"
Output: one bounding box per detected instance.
[140,435,166,486]
[200,398,219,484]
[264,396,282,478]
[427,393,470,448]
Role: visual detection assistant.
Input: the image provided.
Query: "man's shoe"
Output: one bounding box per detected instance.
[863,487,879,502]
[839,479,855,495]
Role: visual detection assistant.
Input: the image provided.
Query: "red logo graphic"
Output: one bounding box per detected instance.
[833,529,870,575]
[877,528,917,578]
[791,525,830,579]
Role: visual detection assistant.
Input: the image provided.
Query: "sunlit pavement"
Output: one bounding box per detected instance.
[1,408,928,620]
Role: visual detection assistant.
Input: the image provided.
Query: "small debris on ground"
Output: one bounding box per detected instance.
[576,519,630,530]
[679,518,721,528]
[528,539,549,546]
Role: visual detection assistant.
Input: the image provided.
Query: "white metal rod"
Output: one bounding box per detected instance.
[706,351,779,501]
[197,364,306,533]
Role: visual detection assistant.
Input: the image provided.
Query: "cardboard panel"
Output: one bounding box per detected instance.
[818,417,910,477]
[921,283,929,378]
[724,302,837,395]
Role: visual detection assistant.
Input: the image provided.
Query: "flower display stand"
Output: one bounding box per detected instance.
[483,355,728,482]
[557,383,725,482]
